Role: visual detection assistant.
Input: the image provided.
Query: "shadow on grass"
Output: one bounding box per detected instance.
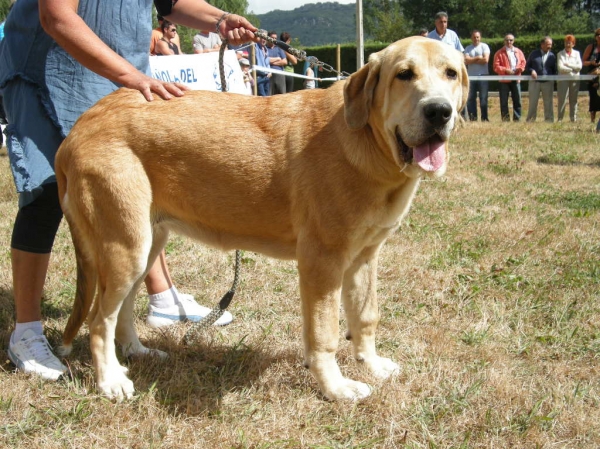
[134,329,297,416]
[0,286,300,416]
[55,321,298,417]
[536,155,600,167]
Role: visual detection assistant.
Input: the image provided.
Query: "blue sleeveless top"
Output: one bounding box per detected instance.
[0,0,153,137]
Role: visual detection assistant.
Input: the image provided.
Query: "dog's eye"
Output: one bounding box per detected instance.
[446,69,458,79]
[396,70,414,81]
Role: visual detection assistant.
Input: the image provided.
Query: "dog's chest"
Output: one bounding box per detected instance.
[357,177,421,246]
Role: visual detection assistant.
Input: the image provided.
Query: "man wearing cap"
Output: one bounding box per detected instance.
[239,58,253,95]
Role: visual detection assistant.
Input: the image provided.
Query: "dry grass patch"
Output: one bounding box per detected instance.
[1,96,599,448]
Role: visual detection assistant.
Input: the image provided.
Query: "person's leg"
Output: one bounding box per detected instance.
[144,250,172,295]
[480,81,489,121]
[467,80,478,121]
[569,80,579,122]
[541,82,554,122]
[512,82,522,121]
[9,185,66,380]
[499,83,510,121]
[526,81,540,122]
[557,81,567,121]
[588,85,596,122]
[144,250,233,327]
[285,71,294,93]
[13,250,52,323]
[3,80,67,380]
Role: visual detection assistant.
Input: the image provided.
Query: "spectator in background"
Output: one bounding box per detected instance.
[280,32,297,93]
[427,12,463,52]
[155,21,180,56]
[525,36,557,122]
[557,35,582,122]
[582,29,600,123]
[494,34,526,122]
[150,14,181,56]
[304,62,316,89]
[464,30,490,122]
[193,29,222,54]
[427,12,464,117]
[418,28,428,37]
[254,31,271,96]
[239,58,254,95]
[493,33,526,122]
[266,30,287,95]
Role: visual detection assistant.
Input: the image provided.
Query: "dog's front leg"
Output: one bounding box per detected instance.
[342,245,399,380]
[298,245,371,401]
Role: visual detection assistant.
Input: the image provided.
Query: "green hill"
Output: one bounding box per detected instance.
[255,2,357,47]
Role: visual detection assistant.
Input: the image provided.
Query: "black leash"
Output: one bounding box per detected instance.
[182,37,242,344]
[183,250,242,344]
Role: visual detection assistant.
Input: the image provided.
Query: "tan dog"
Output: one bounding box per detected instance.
[56,37,468,401]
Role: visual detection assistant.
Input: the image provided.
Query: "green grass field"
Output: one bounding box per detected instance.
[0,96,599,448]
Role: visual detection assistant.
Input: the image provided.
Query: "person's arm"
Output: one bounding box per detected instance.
[558,52,571,74]
[156,39,174,56]
[515,50,526,73]
[480,50,490,65]
[39,0,185,101]
[271,57,288,67]
[272,48,287,67]
[573,51,583,73]
[285,50,297,65]
[166,0,256,45]
[492,52,504,75]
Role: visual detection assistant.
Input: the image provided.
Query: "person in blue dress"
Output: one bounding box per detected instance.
[0,0,256,381]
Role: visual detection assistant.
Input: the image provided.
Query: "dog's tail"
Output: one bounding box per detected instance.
[55,149,98,357]
[59,230,97,356]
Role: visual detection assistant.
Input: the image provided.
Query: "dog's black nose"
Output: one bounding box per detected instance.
[423,102,453,128]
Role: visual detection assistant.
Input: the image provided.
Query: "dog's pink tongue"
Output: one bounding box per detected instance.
[413,138,446,172]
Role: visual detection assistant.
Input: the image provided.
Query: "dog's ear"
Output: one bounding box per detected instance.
[459,61,469,113]
[344,55,381,130]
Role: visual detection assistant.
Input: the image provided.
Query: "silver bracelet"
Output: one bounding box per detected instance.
[216,12,231,38]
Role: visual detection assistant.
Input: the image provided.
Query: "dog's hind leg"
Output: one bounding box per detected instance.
[341,245,399,380]
[89,239,152,400]
[117,225,169,360]
[297,240,371,401]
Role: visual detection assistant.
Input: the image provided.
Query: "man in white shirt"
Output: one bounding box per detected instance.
[427,12,464,52]
[193,30,222,54]
[464,30,490,121]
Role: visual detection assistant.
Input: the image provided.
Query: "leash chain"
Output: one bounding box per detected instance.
[218,31,350,93]
[218,38,229,92]
[254,30,351,79]
[184,249,242,344]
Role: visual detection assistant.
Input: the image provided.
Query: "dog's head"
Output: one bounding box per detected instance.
[344,36,468,178]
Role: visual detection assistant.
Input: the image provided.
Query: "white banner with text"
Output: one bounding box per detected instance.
[149,50,249,95]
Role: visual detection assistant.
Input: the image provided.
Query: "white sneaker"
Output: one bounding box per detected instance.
[146,294,233,328]
[8,329,67,380]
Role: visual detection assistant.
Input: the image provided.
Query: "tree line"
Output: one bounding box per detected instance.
[364,0,600,43]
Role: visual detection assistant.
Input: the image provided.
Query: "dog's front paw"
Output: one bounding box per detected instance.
[323,378,371,401]
[362,355,400,379]
[97,369,135,401]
